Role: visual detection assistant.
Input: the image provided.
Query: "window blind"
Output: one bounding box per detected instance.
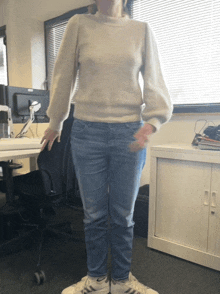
[131,0,220,105]
[0,26,7,85]
[46,19,70,90]
[45,1,220,107]
[45,6,88,92]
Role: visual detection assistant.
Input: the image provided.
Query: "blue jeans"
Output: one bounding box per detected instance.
[70,118,146,281]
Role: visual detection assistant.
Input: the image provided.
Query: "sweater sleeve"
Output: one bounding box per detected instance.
[46,14,80,132]
[140,22,173,132]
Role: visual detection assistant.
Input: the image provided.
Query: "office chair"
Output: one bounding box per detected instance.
[0,117,85,284]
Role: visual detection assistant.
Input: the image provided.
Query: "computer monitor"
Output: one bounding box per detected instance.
[0,85,50,124]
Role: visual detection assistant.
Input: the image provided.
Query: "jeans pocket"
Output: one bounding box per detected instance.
[72,119,87,134]
[124,121,143,133]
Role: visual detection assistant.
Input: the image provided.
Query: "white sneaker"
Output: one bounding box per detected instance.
[111,272,159,294]
[61,275,110,294]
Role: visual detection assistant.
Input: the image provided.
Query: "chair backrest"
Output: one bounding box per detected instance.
[37,117,75,198]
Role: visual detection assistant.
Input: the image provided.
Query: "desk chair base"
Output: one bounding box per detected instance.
[0,201,85,285]
[0,201,30,253]
[2,117,86,285]
[33,223,85,285]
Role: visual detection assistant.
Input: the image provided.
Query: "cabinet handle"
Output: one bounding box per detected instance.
[211,191,217,208]
[204,190,209,206]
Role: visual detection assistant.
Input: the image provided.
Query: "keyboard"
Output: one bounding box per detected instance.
[0,138,42,151]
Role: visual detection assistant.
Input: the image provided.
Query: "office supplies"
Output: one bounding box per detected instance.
[191,120,220,150]
[203,124,220,141]
[197,137,220,150]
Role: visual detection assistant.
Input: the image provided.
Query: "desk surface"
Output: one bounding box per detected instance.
[0,149,40,161]
[151,143,220,164]
[0,138,42,151]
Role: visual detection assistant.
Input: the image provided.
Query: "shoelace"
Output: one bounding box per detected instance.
[81,286,96,293]
[74,276,107,293]
[116,274,150,294]
[74,276,88,291]
[97,276,107,282]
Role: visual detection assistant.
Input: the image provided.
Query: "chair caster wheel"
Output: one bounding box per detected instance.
[34,270,46,285]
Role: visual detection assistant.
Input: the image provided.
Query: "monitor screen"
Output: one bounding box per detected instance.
[0,85,50,124]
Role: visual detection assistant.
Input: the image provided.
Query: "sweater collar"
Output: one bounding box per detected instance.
[94,11,129,26]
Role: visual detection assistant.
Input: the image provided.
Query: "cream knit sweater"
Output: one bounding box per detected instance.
[47,11,173,133]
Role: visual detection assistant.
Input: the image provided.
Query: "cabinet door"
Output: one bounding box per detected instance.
[208,164,220,256]
[155,158,211,252]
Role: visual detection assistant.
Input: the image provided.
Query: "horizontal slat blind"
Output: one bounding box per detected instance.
[46,19,69,90]
[0,26,7,85]
[131,0,220,105]
[45,7,88,93]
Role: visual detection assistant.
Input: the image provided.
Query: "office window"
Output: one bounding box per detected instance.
[0,26,8,85]
[131,0,220,112]
[44,6,88,92]
[45,1,220,112]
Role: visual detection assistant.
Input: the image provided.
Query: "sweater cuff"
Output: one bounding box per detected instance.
[48,119,64,133]
[144,118,162,133]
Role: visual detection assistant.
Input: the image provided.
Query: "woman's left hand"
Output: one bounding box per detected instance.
[129,123,156,152]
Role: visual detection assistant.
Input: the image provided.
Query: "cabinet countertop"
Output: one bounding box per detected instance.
[150,143,220,164]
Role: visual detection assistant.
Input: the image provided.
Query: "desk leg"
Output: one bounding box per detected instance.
[30,156,38,171]
[2,166,14,203]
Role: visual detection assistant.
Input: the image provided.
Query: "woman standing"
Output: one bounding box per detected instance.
[41,0,173,293]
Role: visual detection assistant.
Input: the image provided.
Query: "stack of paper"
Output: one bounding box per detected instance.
[198,137,220,150]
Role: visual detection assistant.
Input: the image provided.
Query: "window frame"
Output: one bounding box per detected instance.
[0,25,8,85]
[44,1,219,114]
[173,103,220,114]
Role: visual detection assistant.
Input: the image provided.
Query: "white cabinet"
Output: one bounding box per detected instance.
[148,144,220,271]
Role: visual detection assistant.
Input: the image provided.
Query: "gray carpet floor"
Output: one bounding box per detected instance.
[0,208,219,294]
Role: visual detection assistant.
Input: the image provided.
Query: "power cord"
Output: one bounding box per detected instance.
[192,119,215,146]
[193,119,215,136]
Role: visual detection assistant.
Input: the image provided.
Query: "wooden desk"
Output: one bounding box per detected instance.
[0,149,40,170]
[0,149,41,202]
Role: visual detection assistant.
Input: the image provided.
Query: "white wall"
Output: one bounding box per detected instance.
[0,0,7,27]
[1,0,94,88]
[0,0,220,183]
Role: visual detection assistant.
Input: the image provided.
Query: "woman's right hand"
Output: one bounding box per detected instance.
[40,128,61,151]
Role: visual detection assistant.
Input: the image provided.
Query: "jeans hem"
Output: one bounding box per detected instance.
[87,273,108,278]
[112,276,129,281]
